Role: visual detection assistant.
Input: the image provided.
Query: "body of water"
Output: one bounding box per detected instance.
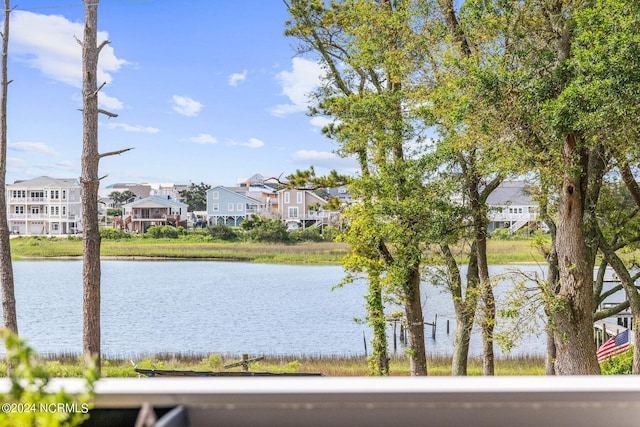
[2,260,552,358]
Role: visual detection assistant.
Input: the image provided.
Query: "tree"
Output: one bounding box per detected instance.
[109,189,136,206]
[79,0,131,372]
[285,0,463,375]
[0,0,17,338]
[179,182,211,211]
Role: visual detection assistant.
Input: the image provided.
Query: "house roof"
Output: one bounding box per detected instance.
[485,181,535,206]
[208,186,261,204]
[122,195,187,209]
[10,176,79,188]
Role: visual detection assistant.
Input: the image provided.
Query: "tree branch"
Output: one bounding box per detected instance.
[98,147,134,159]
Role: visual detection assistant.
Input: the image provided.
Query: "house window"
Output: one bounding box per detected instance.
[212,191,219,200]
[51,206,59,215]
[31,207,39,214]
[237,203,243,211]
[62,190,66,200]
[288,207,299,218]
[14,206,23,214]
[284,192,290,204]
[228,203,234,212]
[52,223,59,231]
[30,191,44,199]
[297,192,303,203]
[12,190,25,198]
[212,203,219,212]
[51,190,59,200]
[62,206,66,216]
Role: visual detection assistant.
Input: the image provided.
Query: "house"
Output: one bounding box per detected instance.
[6,176,82,235]
[277,188,336,230]
[121,195,187,233]
[206,186,260,226]
[486,181,540,233]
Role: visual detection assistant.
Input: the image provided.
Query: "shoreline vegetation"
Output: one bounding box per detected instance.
[9,234,566,265]
[11,234,640,265]
[0,352,546,377]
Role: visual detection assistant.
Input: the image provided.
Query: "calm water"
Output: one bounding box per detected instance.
[2,260,550,358]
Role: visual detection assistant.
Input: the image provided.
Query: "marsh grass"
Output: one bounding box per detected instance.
[5,352,544,377]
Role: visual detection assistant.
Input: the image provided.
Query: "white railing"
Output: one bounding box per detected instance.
[2,377,640,427]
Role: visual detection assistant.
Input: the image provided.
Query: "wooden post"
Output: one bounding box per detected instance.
[363,331,368,357]
[241,354,249,372]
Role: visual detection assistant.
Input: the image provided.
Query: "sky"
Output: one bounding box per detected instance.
[6,0,358,188]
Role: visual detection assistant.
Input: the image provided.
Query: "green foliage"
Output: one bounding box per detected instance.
[600,346,633,375]
[0,329,97,427]
[290,226,324,242]
[241,215,290,243]
[179,182,211,212]
[105,208,122,217]
[99,228,131,240]
[321,225,340,242]
[205,224,238,241]
[200,354,224,371]
[144,225,179,239]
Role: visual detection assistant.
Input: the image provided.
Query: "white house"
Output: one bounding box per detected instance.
[6,176,82,235]
[486,181,540,233]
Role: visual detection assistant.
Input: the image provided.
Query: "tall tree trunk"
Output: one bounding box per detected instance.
[404,264,427,376]
[81,0,102,371]
[442,244,477,376]
[475,229,494,376]
[545,244,559,375]
[0,0,17,338]
[552,135,599,375]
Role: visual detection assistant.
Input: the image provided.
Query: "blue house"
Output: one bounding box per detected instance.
[206,186,260,226]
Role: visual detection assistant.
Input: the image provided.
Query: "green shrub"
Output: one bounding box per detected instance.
[241,215,290,243]
[144,225,179,239]
[600,346,633,374]
[290,226,323,242]
[99,228,131,240]
[321,225,341,242]
[205,224,238,241]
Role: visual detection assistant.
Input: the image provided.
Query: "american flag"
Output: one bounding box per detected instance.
[597,329,630,364]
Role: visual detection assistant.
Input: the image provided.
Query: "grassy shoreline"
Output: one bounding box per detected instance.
[0,352,545,377]
[10,235,555,265]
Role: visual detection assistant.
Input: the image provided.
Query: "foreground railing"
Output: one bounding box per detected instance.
[2,376,640,427]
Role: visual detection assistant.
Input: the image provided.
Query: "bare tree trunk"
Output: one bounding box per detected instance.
[0,0,17,338]
[81,0,102,371]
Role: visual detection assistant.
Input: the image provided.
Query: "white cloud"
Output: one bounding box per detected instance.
[172,95,203,116]
[230,138,264,149]
[310,116,333,128]
[292,149,359,172]
[270,58,323,117]
[9,141,58,156]
[105,123,160,134]
[8,158,27,169]
[11,11,128,89]
[228,69,248,86]
[189,133,218,144]
[99,92,124,110]
[53,160,74,170]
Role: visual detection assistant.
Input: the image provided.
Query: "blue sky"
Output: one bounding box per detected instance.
[6,0,357,188]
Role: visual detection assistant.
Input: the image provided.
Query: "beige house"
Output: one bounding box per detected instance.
[6,176,82,235]
[277,189,336,230]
